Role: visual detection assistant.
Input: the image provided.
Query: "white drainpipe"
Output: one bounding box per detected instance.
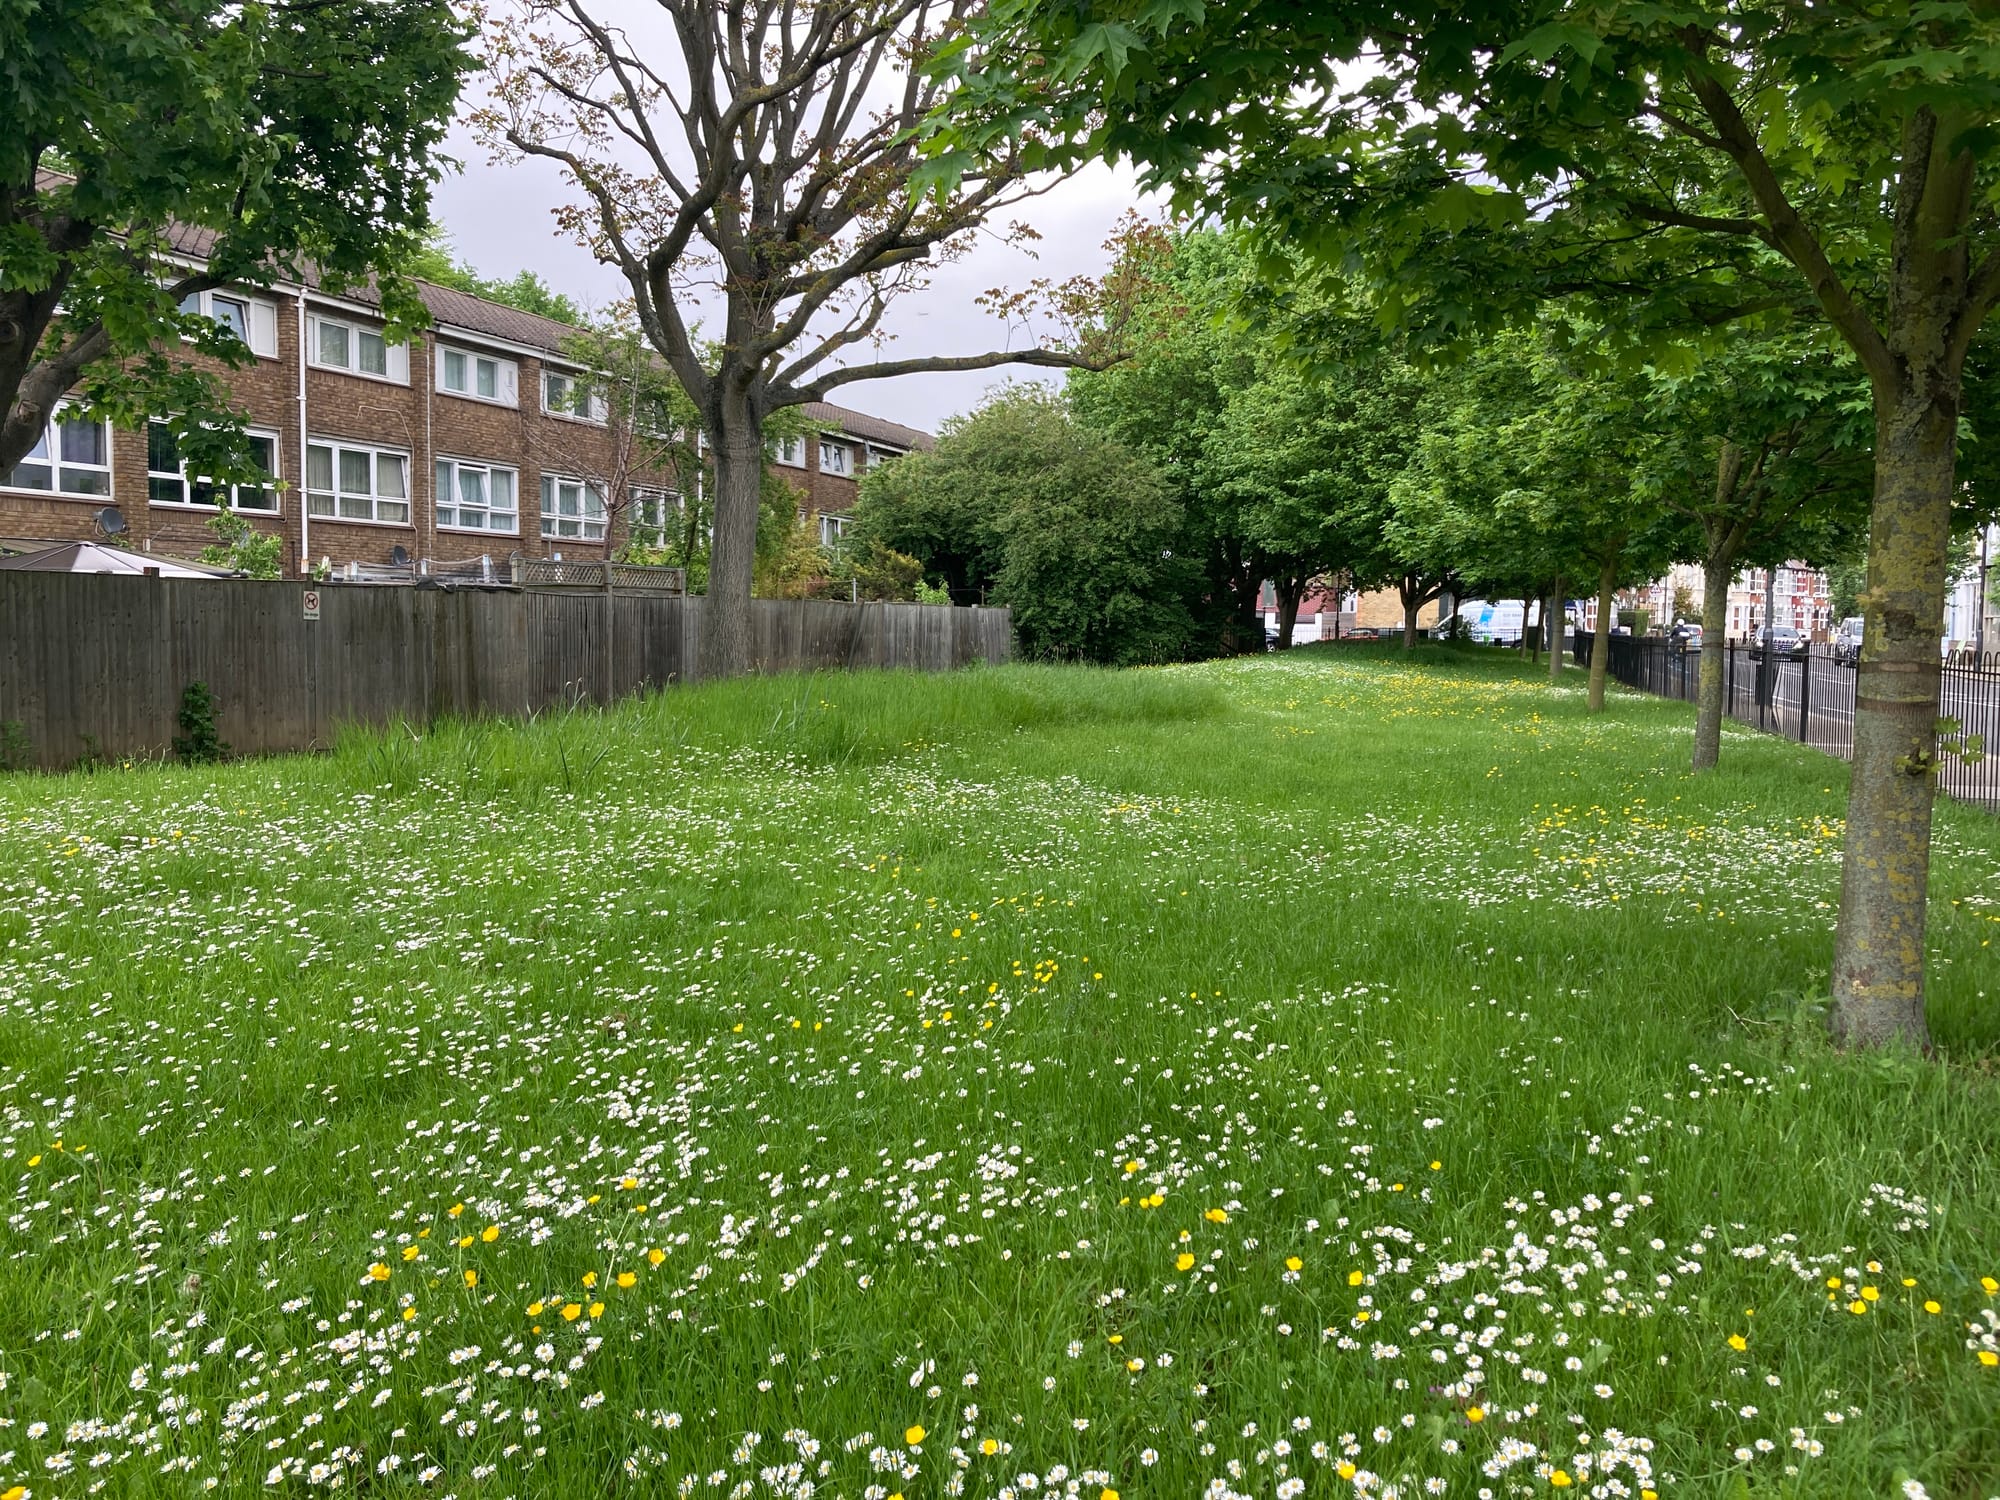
[296,292,310,574]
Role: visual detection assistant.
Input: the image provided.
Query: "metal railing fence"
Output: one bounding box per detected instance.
[1577,636,1999,814]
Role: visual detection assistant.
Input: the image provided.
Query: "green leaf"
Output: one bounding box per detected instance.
[1500,22,1603,67]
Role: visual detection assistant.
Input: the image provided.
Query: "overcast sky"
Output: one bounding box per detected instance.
[430,117,1165,436]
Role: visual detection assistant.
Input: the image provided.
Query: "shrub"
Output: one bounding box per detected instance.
[172,682,230,764]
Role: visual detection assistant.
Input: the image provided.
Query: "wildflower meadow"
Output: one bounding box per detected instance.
[2,646,1997,1500]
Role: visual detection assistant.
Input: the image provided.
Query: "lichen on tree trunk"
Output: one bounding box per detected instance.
[1829,391,1957,1051]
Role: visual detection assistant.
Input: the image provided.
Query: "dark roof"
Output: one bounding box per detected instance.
[49,168,935,450]
[800,401,934,452]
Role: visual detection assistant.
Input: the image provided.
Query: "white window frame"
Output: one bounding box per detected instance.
[541,369,608,424]
[306,438,411,525]
[817,438,852,476]
[774,433,806,467]
[818,513,851,549]
[179,289,280,358]
[540,472,608,541]
[147,422,281,511]
[434,457,519,535]
[309,313,409,384]
[5,405,112,498]
[627,484,678,544]
[436,346,518,407]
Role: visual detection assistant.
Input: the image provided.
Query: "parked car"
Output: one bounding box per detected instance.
[1832,616,1864,666]
[1749,625,1807,660]
[1667,620,1704,652]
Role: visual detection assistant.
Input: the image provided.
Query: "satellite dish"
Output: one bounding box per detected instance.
[390,544,410,566]
[96,506,126,536]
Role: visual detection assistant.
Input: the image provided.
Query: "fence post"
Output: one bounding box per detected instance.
[1727,642,1735,718]
[603,558,616,704]
[1798,649,1812,743]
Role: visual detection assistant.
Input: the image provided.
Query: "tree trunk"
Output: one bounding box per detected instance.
[697,390,763,681]
[1691,551,1734,771]
[1273,578,1303,651]
[1587,555,1616,713]
[1547,577,1564,681]
[1829,391,1957,1051]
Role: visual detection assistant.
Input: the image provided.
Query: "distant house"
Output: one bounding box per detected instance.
[2,241,929,579]
[770,402,934,550]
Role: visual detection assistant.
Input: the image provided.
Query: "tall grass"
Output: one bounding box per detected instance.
[1,645,1996,1499]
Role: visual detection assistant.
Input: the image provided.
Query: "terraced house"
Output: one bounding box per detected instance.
[1,263,930,578]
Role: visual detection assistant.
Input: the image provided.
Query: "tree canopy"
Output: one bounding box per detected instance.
[938,0,2000,1050]
[3,0,474,481]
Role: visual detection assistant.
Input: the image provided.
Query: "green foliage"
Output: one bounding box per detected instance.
[754,505,832,600]
[854,389,1199,664]
[831,541,929,603]
[914,578,952,606]
[199,508,282,579]
[1069,229,1431,650]
[171,682,228,765]
[4,0,475,479]
[0,720,30,773]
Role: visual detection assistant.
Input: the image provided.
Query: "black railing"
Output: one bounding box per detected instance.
[1576,636,2000,814]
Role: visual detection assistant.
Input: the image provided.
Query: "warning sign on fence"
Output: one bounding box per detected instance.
[302,589,320,621]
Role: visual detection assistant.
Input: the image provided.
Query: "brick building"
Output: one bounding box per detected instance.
[2,262,930,578]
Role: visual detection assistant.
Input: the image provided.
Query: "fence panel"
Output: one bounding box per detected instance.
[1584,634,1997,814]
[0,575,1012,768]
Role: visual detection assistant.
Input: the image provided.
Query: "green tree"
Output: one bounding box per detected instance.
[944,0,2000,1050]
[4,0,473,482]
[1640,333,1872,769]
[1386,328,1686,707]
[1069,230,1428,652]
[852,389,1197,663]
[199,508,282,579]
[480,0,1120,684]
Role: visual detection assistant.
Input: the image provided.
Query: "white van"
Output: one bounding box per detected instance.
[1833,616,1864,666]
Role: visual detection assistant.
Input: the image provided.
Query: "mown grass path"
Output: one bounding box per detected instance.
[2,646,1996,1499]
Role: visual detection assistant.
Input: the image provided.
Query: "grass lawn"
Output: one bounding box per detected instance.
[3,644,1998,1500]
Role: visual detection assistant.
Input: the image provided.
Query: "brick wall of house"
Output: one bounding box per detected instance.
[2,284,934,579]
[1,289,684,579]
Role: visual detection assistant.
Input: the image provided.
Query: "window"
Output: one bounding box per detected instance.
[635,395,675,436]
[306,439,409,523]
[435,458,518,533]
[147,423,278,510]
[628,485,678,545]
[178,289,278,357]
[819,513,850,550]
[310,314,408,382]
[774,434,806,467]
[540,473,607,540]
[818,438,852,476]
[437,347,517,406]
[542,370,607,422]
[7,408,111,496]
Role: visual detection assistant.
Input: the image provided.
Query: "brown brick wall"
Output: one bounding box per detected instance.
[0,288,686,579]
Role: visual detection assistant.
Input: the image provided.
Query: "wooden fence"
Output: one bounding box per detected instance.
[0,573,1013,768]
